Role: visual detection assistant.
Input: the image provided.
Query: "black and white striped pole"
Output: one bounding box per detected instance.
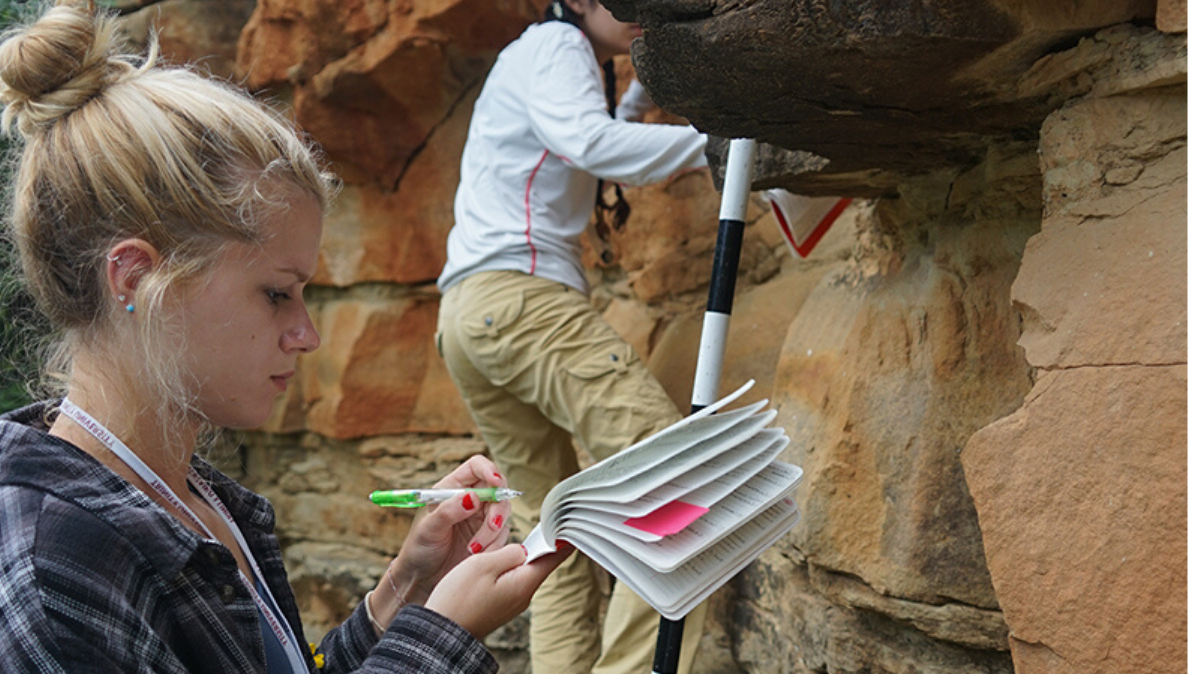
[690,136,756,414]
[651,136,757,674]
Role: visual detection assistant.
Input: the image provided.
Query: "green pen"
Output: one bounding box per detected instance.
[369,487,523,508]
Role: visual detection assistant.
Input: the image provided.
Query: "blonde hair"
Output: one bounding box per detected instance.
[0,1,336,434]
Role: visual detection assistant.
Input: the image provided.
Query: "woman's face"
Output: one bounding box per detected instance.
[175,192,323,430]
[573,0,642,63]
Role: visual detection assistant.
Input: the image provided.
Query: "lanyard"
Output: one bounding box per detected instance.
[59,399,310,674]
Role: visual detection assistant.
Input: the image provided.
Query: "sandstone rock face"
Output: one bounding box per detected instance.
[1156,0,1186,32]
[122,0,257,79]
[112,3,1186,673]
[263,288,476,439]
[734,142,1041,673]
[315,85,476,287]
[961,38,1186,674]
[237,0,541,188]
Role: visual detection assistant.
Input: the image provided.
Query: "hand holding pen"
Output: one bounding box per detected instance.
[364,455,536,637]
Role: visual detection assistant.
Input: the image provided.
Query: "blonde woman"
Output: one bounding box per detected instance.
[0,2,569,672]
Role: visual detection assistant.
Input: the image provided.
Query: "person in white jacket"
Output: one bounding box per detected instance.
[436,1,710,673]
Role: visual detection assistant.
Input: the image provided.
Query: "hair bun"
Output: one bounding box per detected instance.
[0,2,141,137]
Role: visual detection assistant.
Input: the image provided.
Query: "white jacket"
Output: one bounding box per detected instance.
[437,21,709,294]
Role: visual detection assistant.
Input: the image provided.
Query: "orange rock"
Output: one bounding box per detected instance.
[238,0,538,186]
[265,295,475,439]
[964,79,1186,674]
[1156,0,1187,33]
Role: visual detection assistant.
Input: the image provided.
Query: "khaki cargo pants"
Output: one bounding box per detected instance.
[437,270,704,674]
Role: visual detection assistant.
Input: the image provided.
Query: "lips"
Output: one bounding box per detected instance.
[271,372,294,391]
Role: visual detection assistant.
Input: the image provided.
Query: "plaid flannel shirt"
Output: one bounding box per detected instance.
[0,402,498,674]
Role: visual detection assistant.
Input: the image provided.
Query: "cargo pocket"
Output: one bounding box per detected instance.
[461,290,527,378]
[462,290,526,339]
[564,342,636,381]
[562,343,666,457]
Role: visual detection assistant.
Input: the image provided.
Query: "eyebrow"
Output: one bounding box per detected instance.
[276,266,312,284]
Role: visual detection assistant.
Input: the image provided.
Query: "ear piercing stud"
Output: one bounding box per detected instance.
[111,255,133,311]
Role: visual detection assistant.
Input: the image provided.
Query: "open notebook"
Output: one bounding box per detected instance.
[523,381,802,619]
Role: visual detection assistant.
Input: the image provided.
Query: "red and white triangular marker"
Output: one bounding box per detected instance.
[765,188,852,259]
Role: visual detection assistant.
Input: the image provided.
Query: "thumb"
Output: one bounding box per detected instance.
[460,541,574,592]
[509,541,575,586]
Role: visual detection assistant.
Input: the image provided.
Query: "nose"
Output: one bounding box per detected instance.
[283,311,321,353]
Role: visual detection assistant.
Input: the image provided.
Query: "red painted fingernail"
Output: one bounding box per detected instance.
[470,541,483,554]
[493,472,502,480]
[555,540,568,551]
[492,515,504,528]
[462,494,475,510]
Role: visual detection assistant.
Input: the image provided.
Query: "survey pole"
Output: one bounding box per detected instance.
[651,137,757,674]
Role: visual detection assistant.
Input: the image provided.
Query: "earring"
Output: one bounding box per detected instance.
[552,1,563,18]
[107,254,122,266]
[118,295,134,313]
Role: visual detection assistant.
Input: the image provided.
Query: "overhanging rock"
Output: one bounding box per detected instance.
[608,0,1157,195]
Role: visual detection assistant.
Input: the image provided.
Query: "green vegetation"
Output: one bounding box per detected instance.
[0,249,44,413]
[0,0,45,413]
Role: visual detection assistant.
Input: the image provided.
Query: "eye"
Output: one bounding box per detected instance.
[266,289,292,305]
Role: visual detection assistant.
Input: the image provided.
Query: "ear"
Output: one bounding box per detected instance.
[105,238,161,305]
[562,0,591,18]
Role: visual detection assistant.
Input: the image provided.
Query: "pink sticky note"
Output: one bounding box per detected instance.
[624,501,709,536]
